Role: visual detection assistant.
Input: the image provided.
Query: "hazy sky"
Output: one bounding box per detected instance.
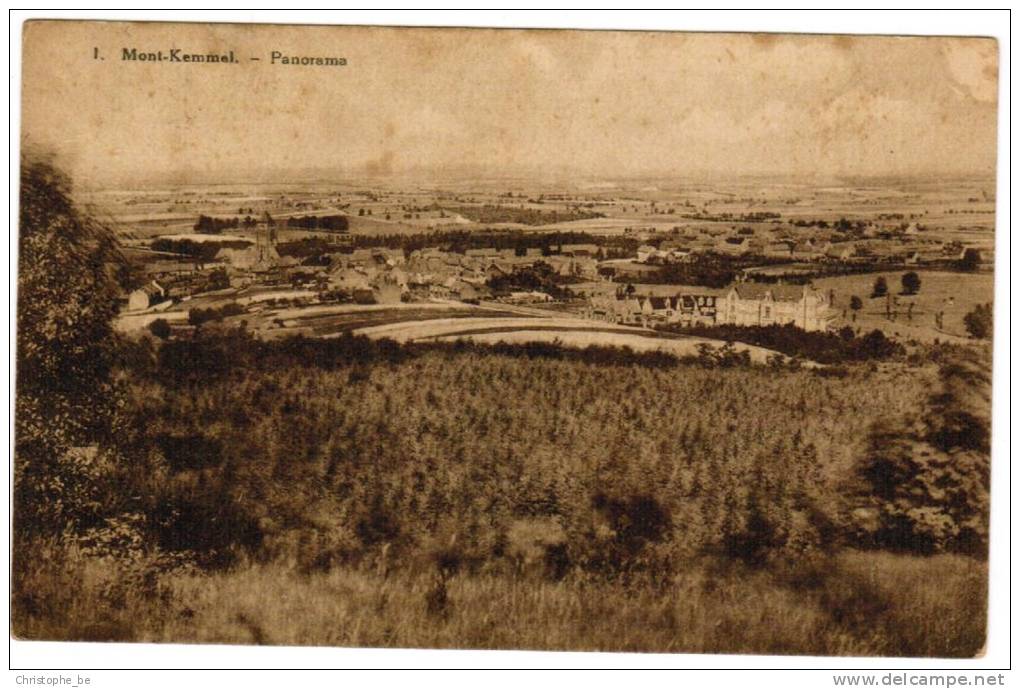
[21,21,999,185]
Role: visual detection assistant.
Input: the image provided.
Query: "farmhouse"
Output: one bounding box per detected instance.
[372,280,404,305]
[374,248,406,266]
[452,281,485,302]
[542,255,598,279]
[716,236,751,256]
[328,266,372,292]
[636,245,658,263]
[486,261,513,279]
[127,281,166,311]
[588,293,639,324]
[791,241,823,261]
[656,242,694,263]
[716,284,834,332]
[507,291,554,304]
[823,243,857,262]
[143,260,203,279]
[904,248,950,266]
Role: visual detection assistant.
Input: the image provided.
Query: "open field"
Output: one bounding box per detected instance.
[349,315,788,362]
[352,315,648,342]
[429,328,783,364]
[156,233,253,244]
[113,309,190,333]
[816,270,994,342]
[278,308,519,338]
[269,301,475,320]
[84,177,995,251]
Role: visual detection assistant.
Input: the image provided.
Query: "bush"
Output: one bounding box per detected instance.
[849,353,990,555]
[665,323,903,365]
[695,342,753,368]
[956,248,982,272]
[963,303,992,339]
[194,214,238,234]
[572,492,673,576]
[147,318,171,339]
[901,271,921,295]
[187,302,245,327]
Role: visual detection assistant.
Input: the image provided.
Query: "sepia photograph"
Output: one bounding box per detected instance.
[11,15,1001,663]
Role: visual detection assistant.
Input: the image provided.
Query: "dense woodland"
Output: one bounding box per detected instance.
[150,237,251,261]
[193,214,242,234]
[285,214,350,232]
[631,254,790,287]
[13,159,991,654]
[445,204,604,226]
[277,230,640,259]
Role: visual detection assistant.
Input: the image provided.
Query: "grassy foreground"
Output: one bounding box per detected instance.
[15,548,985,657]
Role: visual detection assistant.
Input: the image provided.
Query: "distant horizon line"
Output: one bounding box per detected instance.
[74,168,998,192]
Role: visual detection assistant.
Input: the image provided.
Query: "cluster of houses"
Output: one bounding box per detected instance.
[124,211,986,335]
[587,283,836,332]
[125,213,604,311]
[634,224,984,267]
[320,244,600,304]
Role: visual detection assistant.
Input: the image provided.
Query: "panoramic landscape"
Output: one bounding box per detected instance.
[14,22,996,656]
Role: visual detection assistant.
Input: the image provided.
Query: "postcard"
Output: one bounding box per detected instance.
[14,19,997,657]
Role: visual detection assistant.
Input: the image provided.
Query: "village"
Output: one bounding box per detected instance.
[118,192,993,345]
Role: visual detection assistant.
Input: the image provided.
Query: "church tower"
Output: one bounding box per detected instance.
[254,211,280,269]
[257,211,278,250]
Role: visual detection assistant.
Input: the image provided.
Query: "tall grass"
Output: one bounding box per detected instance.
[14,546,985,656]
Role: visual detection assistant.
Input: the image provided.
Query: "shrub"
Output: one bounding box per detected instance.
[147,318,172,339]
[849,353,990,555]
[956,248,982,272]
[574,492,673,576]
[901,271,921,295]
[666,323,902,365]
[188,302,245,327]
[963,303,992,340]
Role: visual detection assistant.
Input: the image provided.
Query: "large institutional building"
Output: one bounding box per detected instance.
[587,283,835,332]
[716,284,835,332]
